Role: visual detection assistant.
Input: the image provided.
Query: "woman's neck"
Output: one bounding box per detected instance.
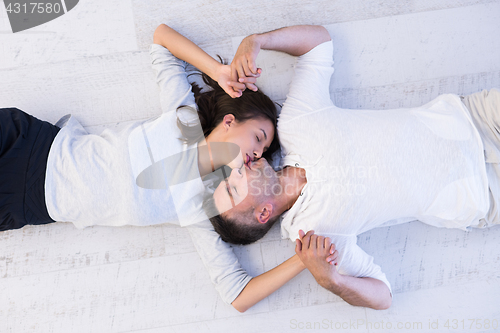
[197,139,213,178]
[197,131,240,177]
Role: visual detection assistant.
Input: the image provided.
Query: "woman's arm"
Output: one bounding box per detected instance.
[231,254,306,312]
[231,231,338,313]
[153,24,246,98]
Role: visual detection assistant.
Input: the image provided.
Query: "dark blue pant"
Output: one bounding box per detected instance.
[0,108,59,231]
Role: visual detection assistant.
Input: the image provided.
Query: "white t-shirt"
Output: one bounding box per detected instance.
[278,41,490,292]
[44,45,208,228]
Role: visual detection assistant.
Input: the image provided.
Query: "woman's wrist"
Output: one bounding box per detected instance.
[209,62,223,82]
[292,254,307,271]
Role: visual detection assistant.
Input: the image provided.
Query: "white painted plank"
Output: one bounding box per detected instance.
[0,222,197,279]
[358,222,500,294]
[0,223,162,278]
[365,280,500,333]
[0,51,161,126]
[131,0,499,51]
[0,0,138,69]
[135,302,368,333]
[327,3,500,90]
[0,254,221,332]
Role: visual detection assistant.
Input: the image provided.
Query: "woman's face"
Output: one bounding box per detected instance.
[222,116,275,169]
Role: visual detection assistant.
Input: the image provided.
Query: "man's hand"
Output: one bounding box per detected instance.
[230,34,263,93]
[295,230,340,290]
[227,25,331,97]
[213,63,248,98]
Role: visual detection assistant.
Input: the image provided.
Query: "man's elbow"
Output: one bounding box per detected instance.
[316,25,331,43]
[373,293,392,310]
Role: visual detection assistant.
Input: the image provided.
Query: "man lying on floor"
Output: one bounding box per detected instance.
[197,24,500,312]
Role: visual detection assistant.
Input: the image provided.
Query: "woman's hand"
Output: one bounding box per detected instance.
[213,63,248,98]
[295,230,341,290]
[152,24,252,99]
[297,230,339,265]
[230,34,263,93]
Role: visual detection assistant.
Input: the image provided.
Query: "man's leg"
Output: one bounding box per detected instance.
[0,108,60,231]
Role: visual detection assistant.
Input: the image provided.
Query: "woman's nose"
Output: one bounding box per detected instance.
[253,150,261,159]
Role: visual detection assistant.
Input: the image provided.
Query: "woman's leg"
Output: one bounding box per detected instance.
[0,108,59,231]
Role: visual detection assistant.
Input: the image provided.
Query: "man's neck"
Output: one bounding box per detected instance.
[274,166,307,215]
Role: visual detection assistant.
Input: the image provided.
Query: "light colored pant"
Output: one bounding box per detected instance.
[462,88,500,227]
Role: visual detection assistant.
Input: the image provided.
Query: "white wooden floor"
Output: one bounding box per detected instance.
[1,1,500,332]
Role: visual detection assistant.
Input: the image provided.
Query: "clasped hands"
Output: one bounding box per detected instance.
[214,35,263,98]
[295,229,342,290]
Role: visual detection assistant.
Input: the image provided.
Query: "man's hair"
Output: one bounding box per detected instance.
[203,193,280,245]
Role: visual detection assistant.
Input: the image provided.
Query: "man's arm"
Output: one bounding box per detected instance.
[326,275,392,310]
[153,24,246,98]
[231,25,331,91]
[295,230,392,310]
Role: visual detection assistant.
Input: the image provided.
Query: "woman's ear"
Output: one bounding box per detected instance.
[222,114,236,131]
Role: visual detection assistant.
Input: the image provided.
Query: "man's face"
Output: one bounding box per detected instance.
[213,158,278,218]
